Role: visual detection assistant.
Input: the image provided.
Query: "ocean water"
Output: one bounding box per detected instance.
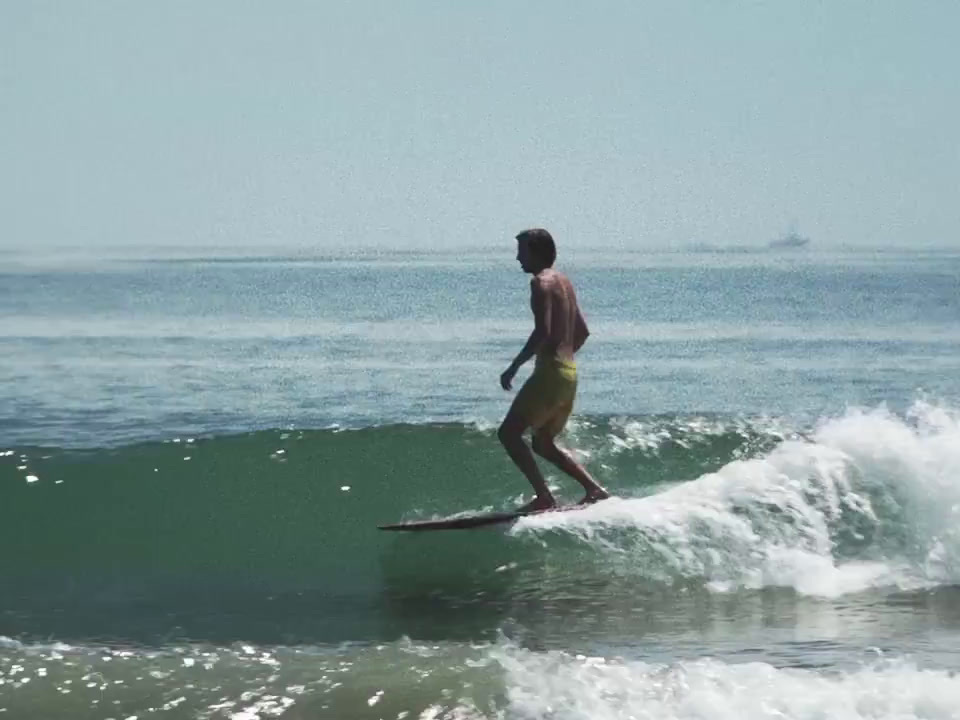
[2,246,960,719]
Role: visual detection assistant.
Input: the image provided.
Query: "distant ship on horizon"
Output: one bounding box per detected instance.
[769,230,811,249]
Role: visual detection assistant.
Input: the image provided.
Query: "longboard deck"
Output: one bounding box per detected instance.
[378,503,589,532]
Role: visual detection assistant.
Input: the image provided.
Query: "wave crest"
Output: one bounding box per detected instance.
[515,401,960,596]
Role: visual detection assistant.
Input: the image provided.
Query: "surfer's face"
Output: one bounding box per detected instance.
[516,239,535,273]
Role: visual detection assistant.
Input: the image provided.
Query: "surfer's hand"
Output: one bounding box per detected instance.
[500,366,516,391]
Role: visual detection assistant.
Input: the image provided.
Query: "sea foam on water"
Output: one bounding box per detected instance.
[489,646,960,720]
[514,400,960,598]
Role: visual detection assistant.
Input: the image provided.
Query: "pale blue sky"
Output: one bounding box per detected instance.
[2,1,958,250]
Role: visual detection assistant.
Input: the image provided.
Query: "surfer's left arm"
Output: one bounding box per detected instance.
[573,307,589,352]
[500,278,550,390]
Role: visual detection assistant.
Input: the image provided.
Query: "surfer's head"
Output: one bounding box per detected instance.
[515,228,556,273]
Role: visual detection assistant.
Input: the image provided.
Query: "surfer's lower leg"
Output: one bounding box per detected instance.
[498,413,556,511]
[532,431,610,505]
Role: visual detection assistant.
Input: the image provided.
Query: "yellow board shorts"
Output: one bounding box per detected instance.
[514,355,578,436]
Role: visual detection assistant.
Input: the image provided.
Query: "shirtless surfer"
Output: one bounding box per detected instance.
[498,229,610,513]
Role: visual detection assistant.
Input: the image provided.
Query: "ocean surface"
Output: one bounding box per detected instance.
[2,245,960,719]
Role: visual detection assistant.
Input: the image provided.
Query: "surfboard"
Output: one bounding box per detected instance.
[378,503,588,531]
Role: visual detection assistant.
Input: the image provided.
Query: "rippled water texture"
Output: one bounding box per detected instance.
[3,248,960,718]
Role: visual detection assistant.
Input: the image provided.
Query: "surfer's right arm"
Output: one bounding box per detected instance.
[500,278,550,390]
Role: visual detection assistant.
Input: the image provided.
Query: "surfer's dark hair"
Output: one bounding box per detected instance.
[516,228,556,266]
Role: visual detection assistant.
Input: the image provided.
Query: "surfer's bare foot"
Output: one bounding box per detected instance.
[517,495,557,514]
[578,489,610,506]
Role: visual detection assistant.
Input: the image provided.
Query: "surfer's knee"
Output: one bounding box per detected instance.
[497,421,517,446]
[531,433,557,458]
[498,410,527,445]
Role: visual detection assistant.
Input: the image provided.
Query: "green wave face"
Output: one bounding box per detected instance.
[3,407,958,645]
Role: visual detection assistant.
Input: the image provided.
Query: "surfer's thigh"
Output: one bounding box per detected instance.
[539,368,577,437]
[510,371,554,432]
[513,368,577,436]
[540,396,575,437]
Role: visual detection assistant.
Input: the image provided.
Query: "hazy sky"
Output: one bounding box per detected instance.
[3,1,958,250]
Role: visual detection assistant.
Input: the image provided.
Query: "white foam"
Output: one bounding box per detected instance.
[513,400,960,597]
[491,647,960,720]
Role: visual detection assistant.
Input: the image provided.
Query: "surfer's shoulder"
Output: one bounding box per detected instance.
[531,269,561,289]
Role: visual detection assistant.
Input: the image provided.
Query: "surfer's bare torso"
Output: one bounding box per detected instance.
[529,268,587,363]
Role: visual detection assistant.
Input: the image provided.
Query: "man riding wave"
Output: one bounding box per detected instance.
[498,228,610,513]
